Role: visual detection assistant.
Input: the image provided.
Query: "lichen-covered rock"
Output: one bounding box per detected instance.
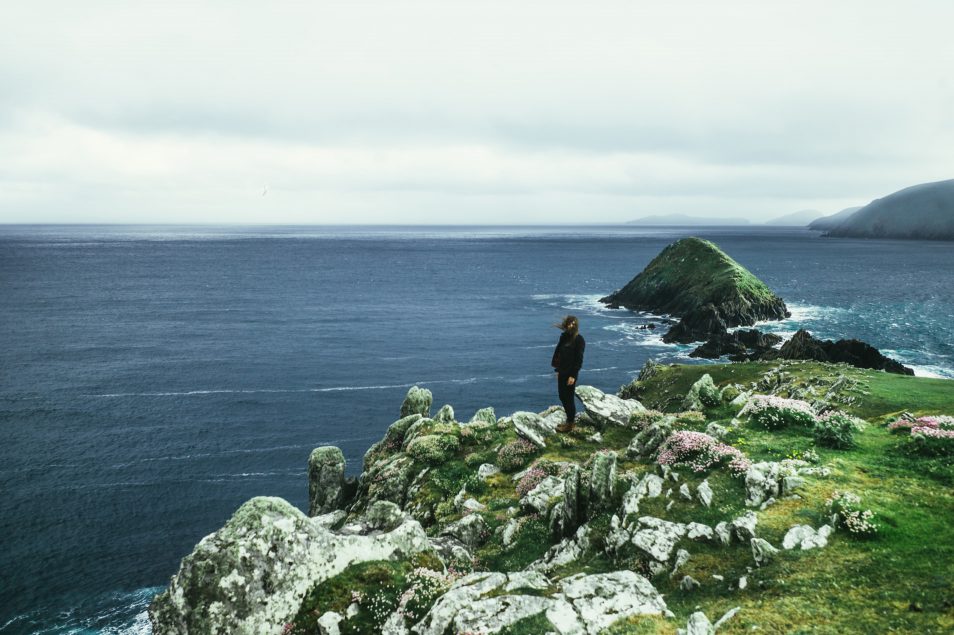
[782,524,833,550]
[529,524,592,573]
[434,404,455,423]
[628,419,675,458]
[679,575,700,591]
[556,571,670,634]
[620,473,664,525]
[731,511,759,542]
[353,453,416,511]
[686,522,714,541]
[678,611,715,635]
[364,414,423,470]
[521,475,564,515]
[148,497,431,635]
[697,479,713,508]
[477,463,500,480]
[400,385,433,418]
[469,407,496,424]
[631,516,688,563]
[575,385,646,427]
[683,374,720,410]
[415,570,668,635]
[316,611,343,635]
[588,451,617,511]
[560,465,583,537]
[309,446,347,516]
[744,459,825,507]
[439,513,489,550]
[751,537,779,566]
[405,433,460,464]
[511,410,556,448]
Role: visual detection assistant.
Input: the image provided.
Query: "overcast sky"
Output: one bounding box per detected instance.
[1,1,952,224]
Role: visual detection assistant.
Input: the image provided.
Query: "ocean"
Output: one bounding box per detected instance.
[1,224,952,634]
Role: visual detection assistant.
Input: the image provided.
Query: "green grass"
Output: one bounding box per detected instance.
[322,361,954,634]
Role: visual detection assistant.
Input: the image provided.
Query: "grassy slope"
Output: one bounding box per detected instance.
[607,237,784,321]
[292,362,954,634]
[626,362,954,634]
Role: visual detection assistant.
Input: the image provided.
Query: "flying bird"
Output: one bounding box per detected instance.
[262,185,268,197]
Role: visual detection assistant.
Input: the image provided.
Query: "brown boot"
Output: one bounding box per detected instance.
[556,423,575,433]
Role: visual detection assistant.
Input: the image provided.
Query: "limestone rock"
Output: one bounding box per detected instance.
[697,479,713,508]
[686,522,714,541]
[440,513,489,550]
[428,536,472,565]
[782,524,833,550]
[575,385,646,427]
[630,516,688,562]
[477,463,500,480]
[714,521,732,546]
[561,465,584,537]
[353,453,416,511]
[714,606,741,629]
[413,572,508,635]
[751,537,779,566]
[683,374,720,410]
[149,497,431,635]
[309,446,347,516]
[434,404,455,423]
[522,475,564,515]
[557,571,670,634]
[400,385,433,418]
[679,483,692,500]
[589,451,618,511]
[316,611,343,635]
[512,410,556,448]
[670,548,690,577]
[469,407,496,424]
[678,611,715,635]
[731,511,758,541]
[680,575,700,591]
[628,419,675,458]
[529,524,592,573]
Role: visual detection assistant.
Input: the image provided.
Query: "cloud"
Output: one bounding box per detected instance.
[1,1,952,223]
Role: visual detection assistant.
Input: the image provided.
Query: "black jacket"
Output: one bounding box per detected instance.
[552,332,585,379]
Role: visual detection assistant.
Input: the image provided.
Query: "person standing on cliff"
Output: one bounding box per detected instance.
[551,315,585,433]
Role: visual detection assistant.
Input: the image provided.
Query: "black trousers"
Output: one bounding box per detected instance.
[557,373,577,423]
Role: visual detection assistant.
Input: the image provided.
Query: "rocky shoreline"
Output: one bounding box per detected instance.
[148,358,954,634]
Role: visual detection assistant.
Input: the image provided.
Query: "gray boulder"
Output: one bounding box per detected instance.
[309,446,347,516]
[512,410,557,448]
[149,497,430,635]
[440,513,489,550]
[434,404,455,423]
[588,451,618,511]
[522,476,565,515]
[782,524,833,550]
[678,611,715,635]
[683,374,720,410]
[469,407,496,424]
[556,571,671,634]
[751,537,779,566]
[575,385,646,427]
[400,385,433,418]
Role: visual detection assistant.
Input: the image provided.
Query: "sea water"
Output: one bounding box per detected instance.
[1,224,952,633]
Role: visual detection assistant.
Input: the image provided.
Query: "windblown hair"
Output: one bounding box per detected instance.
[554,315,579,338]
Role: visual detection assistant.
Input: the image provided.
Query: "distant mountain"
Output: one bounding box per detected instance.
[626,213,750,226]
[764,209,822,226]
[808,206,863,231]
[827,179,954,240]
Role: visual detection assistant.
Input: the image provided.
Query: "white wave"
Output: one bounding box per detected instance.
[85,377,482,398]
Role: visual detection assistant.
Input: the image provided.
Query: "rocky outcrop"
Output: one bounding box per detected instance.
[148,497,431,635]
[413,570,670,635]
[773,329,914,375]
[309,446,348,516]
[575,385,646,426]
[601,238,790,342]
[689,329,783,360]
[400,385,433,418]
